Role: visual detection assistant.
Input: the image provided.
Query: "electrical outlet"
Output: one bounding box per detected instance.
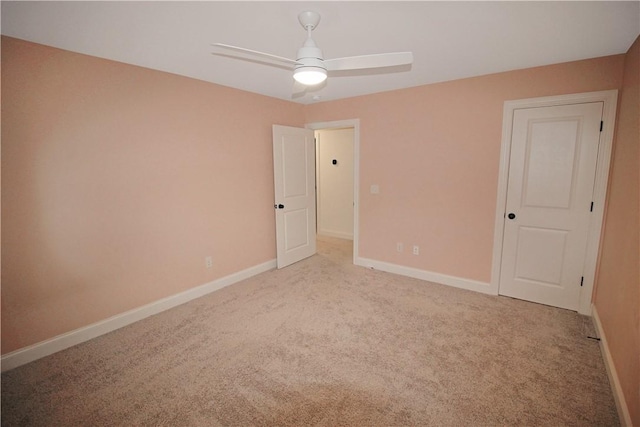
[205,256,213,268]
[412,245,419,255]
[397,243,403,253]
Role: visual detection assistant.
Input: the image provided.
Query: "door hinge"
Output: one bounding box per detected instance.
[590,201,594,212]
[600,121,603,132]
[580,276,584,287]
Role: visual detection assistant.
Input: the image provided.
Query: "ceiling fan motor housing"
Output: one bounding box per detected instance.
[296,46,325,70]
[294,43,326,85]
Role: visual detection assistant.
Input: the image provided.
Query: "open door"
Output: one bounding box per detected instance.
[273,125,316,268]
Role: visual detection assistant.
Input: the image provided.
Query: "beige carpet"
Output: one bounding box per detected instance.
[2,236,618,426]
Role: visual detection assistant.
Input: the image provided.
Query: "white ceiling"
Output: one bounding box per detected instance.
[2,1,639,104]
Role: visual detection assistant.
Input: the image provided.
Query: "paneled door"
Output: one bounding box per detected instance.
[273,125,316,269]
[499,102,603,310]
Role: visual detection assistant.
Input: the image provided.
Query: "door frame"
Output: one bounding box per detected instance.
[306,119,360,265]
[490,90,618,315]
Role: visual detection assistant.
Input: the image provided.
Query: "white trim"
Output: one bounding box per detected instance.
[1,260,276,372]
[355,256,493,294]
[491,90,618,315]
[318,230,354,240]
[592,305,633,427]
[306,119,360,265]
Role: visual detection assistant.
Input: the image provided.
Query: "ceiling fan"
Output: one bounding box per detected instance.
[212,11,413,88]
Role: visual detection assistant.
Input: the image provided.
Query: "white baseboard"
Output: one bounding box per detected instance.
[317,230,354,240]
[355,257,494,295]
[591,304,633,427]
[1,259,277,372]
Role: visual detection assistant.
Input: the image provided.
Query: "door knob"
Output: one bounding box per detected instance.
[274,204,284,209]
[508,213,516,220]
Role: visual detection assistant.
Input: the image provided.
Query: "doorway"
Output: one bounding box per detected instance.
[491,91,618,315]
[307,119,360,265]
[315,127,354,240]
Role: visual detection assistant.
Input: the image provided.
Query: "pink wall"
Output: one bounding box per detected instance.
[2,37,635,424]
[594,35,640,425]
[1,37,305,353]
[305,55,624,283]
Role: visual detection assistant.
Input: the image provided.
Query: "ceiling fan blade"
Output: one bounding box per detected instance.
[324,52,413,71]
[292,81,308,99]
[212,43,298,68]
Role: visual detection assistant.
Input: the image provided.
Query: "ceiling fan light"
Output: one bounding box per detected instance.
[293,67,327,86]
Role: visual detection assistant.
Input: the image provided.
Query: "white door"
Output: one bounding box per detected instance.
[273,125,316,269]
[499,102,603,310]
